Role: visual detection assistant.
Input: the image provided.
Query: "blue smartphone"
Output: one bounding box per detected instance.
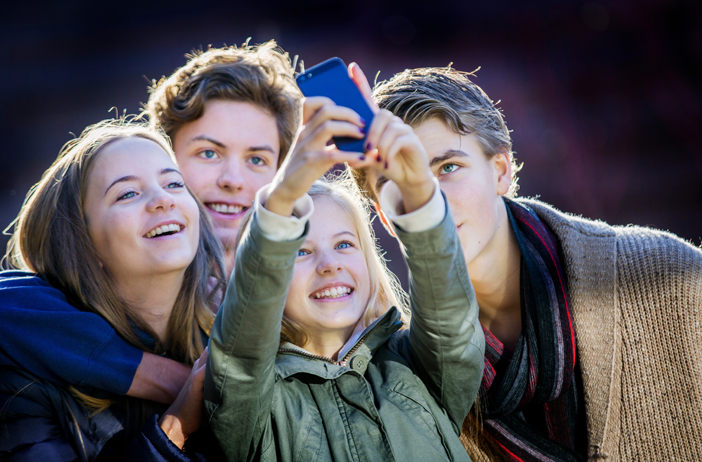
[296,57,375,152]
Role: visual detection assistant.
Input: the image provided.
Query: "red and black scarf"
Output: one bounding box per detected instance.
[481,199,583,462]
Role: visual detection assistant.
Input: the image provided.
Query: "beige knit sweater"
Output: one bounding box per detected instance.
[466,198,702,461]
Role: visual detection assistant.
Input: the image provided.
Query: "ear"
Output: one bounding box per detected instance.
[372,201,397,238]
[493,150,512,196]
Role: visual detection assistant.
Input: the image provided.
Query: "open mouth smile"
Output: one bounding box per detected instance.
[144,222,184,239]
[206,203,249,216]
[310,285,354,300]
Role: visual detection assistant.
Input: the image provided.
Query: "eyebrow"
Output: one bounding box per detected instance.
[189,135,226,148]
[334,231,357,239]
[104,168,182,196]
[189,135,276,154]
[375,149,471,193]
[429,149,470,167]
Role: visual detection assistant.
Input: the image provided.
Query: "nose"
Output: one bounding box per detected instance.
[216,157,245,191]
[316,249,343,275]
[146,187,176,212]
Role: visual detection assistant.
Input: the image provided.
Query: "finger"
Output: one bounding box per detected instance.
[348,63,379,113]
[302,96,336,123]
[383,133,417,172]
[302,104,366,138]
[376,121,412,167]
[345,152,379,169]
[309,120,365,148]
[320,148,374,169]
[364,110,397,156]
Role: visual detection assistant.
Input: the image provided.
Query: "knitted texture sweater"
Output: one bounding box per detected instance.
[466,198,702,461]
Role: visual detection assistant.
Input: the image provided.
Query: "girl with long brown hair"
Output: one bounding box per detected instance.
[0,119,226,460]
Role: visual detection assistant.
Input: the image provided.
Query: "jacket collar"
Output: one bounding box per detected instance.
[518,198,620,459]
[276,307,403,380]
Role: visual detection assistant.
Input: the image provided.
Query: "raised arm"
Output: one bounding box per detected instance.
[204,95,375,460]
[392,194,483,431]
[363,104,484,431]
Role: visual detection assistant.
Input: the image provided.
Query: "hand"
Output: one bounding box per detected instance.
[349,63,434,213]
[158,347,208,449]
[365,110,434,213]
[265,96,376,216]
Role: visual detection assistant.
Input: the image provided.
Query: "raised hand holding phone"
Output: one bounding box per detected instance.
[265,96,375,217]
[348,63,435,213]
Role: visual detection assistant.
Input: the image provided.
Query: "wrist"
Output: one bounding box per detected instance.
[159,413,187,449]
[263,187,296,217]
[398,177,435,214]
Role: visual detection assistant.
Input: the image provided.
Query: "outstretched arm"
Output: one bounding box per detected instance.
[204,95,375,460]
[358,87,484,431]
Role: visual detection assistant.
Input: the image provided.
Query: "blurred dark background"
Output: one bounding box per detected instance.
[2,0,701,287]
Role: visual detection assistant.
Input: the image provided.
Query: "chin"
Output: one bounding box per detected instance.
[215,228,240,251]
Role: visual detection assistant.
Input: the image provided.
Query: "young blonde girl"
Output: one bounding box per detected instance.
[205,94,485,461]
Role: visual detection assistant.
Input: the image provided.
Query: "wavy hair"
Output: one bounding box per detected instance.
[145,40,302,167]
[6,119,226,365]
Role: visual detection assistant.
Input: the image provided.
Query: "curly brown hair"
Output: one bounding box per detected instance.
[145,40,302,167]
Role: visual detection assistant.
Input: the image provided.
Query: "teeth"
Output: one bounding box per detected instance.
[208,203,244,215]
[145,224,182,238]
[312,286,352,299]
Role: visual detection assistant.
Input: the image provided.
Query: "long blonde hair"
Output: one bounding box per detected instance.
[6,119,226,366]
[279,169,409,347]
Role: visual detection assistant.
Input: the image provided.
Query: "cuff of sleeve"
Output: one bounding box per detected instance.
[90,331,143,394]
[254,184,314,242]
[378,177,445,233]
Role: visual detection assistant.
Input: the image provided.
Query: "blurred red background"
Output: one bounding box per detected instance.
[2,0,700,287]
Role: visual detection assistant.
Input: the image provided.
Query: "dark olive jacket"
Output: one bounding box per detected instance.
[204,201,484,462]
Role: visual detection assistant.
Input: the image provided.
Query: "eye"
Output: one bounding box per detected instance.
[335,241,354,250]
[297,248,310,257]
[165,181,185,189]
[198,149,218,160]
[249,156,266,166]
[439,164,459,175]
[117,191,137,201]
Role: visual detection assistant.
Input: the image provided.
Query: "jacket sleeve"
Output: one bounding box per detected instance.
[0,273,142,394]
[204,216,306,461]
[394,195,485,433]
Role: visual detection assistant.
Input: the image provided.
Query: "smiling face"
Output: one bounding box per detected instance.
[173,100,280,252]
[284,197,371,347]
[83,137,200,285]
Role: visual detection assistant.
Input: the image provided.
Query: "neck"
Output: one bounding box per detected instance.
[303,323,359,360]
[114,271,185,345]
[225,247,236,280]
[469,200,522,351]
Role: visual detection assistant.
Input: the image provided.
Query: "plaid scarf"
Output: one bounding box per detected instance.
[481,199,583,462]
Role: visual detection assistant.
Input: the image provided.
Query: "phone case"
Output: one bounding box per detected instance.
[296,57,375,152]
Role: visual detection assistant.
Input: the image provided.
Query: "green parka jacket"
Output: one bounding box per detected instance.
[204,200,484,462]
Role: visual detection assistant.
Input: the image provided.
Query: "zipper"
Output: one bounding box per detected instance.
[278,318,384,367]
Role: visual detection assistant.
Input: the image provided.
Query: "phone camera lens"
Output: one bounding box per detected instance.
[308,73,312,78]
